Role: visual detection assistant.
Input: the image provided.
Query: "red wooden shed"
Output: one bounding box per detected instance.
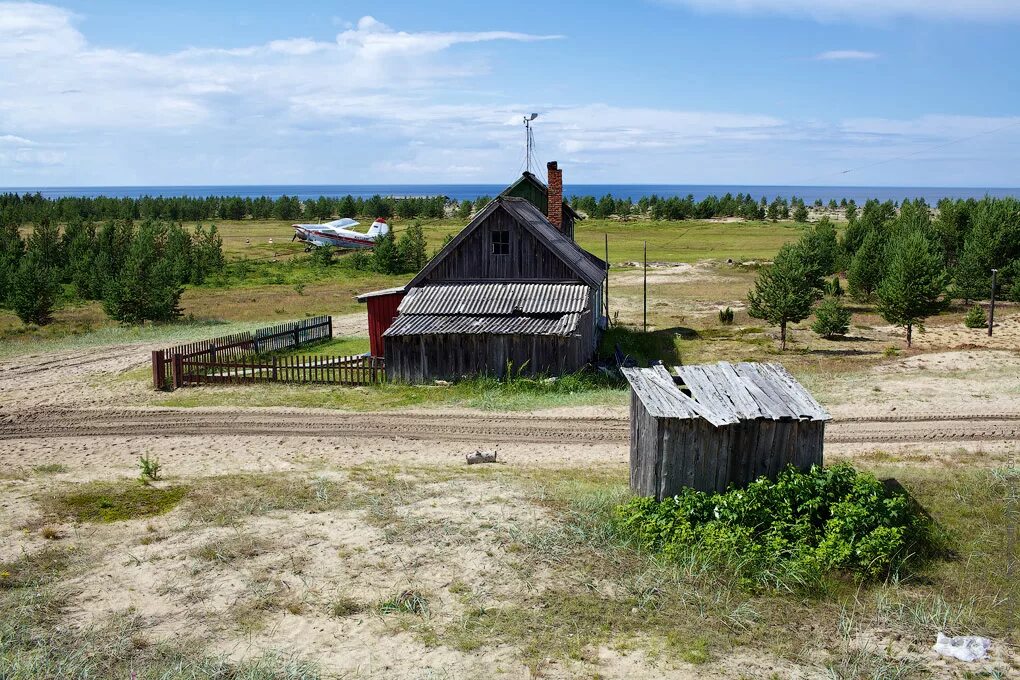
[356,287,407,358]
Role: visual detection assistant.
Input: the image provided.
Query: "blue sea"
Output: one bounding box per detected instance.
[3,184,1020,205]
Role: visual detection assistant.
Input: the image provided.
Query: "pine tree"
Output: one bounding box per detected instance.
[811,297,851,339]
[62,219,100,299]
[747,244,816,350]
[457,200,472,219]
[103,222,183,323]
[370,231,400,275]
[0,219,25,308]
[954,225,994,302]
[792,203,809,222]
[847,229,885,301]
[397,221,428,273]
[876,231,949,347]
[798,217,840,282]
[11,246,59,325]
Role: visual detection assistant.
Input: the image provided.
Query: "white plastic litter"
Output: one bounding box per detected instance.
[932,633,991,662]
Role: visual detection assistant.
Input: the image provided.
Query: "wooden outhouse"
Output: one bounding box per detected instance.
[622,362,830,499]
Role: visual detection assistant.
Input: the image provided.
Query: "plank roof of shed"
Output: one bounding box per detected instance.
[623,361,830,425]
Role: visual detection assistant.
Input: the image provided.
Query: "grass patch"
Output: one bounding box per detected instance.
[41,482,187,523]
[329,595,364,618]
[598,325,685,366]
[193,532,272,563]
[269,335,371,359]
[159,368,628,412]
[378,590,429,616]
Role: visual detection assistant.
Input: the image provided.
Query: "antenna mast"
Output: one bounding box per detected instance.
[523,113,538,173]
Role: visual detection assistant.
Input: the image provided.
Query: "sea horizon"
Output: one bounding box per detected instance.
[3,183,1020,205]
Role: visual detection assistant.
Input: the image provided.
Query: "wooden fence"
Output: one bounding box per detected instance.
[178,354,385,387]
[152,316,351,390]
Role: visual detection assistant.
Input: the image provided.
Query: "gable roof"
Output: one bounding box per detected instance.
[623,361,830,426]
[406,196,606,289]
[502,171,582,220]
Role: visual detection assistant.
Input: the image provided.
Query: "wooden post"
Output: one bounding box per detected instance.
[327,315,333,339]
[209,342,217,362]
[272,356,278,381]
[604,233,610,325]
[171,353,183,389]
[643,240,647,333]
[293,323,301,348]
[989,268,998,337]
[151,350,164,390]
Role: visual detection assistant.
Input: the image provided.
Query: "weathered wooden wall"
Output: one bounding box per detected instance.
[418,209,584,284]
[385,326,592,383]
[630,401,825,499]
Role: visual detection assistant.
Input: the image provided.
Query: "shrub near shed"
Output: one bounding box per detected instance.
[616,464,945,592]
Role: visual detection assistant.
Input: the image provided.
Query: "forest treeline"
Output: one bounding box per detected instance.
[1,190,853,224]
[0,193,448,224]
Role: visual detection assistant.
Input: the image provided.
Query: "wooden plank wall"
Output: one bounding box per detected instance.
[385,331,591,383]
[419,209,585,284]
[634,417,826,500]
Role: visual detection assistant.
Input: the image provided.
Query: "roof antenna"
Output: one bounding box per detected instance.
[523,113,538,173]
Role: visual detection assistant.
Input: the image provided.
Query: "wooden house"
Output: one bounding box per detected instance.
[359,161,608,383]
[623,362,830,499]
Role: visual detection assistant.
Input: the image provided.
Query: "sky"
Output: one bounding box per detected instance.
[1,0,1019,187]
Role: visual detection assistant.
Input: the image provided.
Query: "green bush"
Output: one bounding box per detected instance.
[963,304,986,329]
[718,307,734,325]
[616,464,944,592]
[811,296,852,339]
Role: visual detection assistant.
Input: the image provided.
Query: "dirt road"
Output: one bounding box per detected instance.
[3,406,1019,445]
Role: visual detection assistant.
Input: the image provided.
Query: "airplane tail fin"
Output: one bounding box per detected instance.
[367,219,390,238]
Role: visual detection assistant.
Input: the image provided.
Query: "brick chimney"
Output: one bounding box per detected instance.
[546,161,563,231]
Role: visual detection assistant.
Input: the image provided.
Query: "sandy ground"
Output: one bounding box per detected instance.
[2,296,1019,678]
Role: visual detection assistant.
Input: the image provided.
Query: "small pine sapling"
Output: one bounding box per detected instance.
[963,304,986,329]
[811,297,852,339]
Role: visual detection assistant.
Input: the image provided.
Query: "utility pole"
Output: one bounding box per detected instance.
[643,240,647,333]
[989,268,998,337]
[604,233,610,325]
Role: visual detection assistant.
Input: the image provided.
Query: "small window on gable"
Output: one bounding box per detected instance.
[491,230,510,255]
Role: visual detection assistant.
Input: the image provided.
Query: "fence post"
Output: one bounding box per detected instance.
[152,350,165,390]
[293,323,300,348]
[172,353,184,389]
[209,342,217,362]
[272,356,278,381]
[327,315,333,339]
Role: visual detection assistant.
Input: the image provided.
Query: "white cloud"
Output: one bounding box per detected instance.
[815,50,879,60]
[0,2,1017,186]
[660,0,1020,22]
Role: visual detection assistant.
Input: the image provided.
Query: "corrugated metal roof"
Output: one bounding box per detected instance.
[356,286,407,301]
[623,361,830,425]
[384,312,580,337]
[398,282,588,315]
[500,198,607,288]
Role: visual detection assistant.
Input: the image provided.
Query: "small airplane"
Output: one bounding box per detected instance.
[291,217,390,251]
